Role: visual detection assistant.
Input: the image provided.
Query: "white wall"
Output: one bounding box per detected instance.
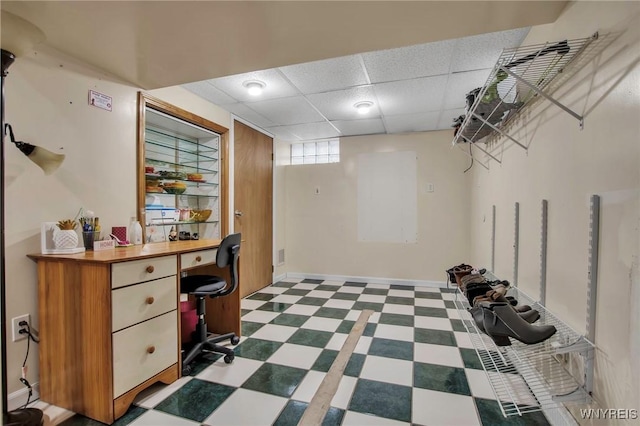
[3,46,230,398]
[468,2,640,422]
[284,131,471,283]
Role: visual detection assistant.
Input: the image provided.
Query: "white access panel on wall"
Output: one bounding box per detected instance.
[357,151,417,243]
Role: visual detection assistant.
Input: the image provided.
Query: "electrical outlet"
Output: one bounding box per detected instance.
[12,314,30,342]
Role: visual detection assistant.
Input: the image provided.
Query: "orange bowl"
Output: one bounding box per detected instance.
[191,209,212,222]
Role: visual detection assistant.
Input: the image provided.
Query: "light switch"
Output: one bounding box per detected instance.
[425,183,435,193]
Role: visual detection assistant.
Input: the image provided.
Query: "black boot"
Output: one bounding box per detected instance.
[480,302,556,346]
[469,306,540,336]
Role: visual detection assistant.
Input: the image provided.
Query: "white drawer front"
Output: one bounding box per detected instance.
[112,255,177,289]
[112,276,177,332]
[181,249,217,269]
[112,311,177,398]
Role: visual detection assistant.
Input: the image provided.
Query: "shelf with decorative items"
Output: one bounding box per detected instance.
[137,93,229,243]
[453,271,594,419]
[451,33,601,170]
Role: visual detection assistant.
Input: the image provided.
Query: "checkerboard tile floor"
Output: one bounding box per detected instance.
[59,279,551,425]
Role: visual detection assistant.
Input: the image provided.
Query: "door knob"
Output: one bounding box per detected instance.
[234,210,243,217]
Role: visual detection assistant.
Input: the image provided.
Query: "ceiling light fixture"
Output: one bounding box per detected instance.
[354,101,373,115]
[243,80,266,96]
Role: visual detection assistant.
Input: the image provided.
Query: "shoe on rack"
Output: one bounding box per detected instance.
[479,301,556,346]
[483,289,532,312]
[464,282,494,305]
[446,263,472,285]
[469,306,540,337]
[453,265,474,287]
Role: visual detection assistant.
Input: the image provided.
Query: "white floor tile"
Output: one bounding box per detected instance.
[269,294,303,304]
[464,368,496,400]
[337,286,365,294]
[382,304,415,315]
[293,283,318,290]
[284,304,320,316]
[241,299,268,310]
[342,411,410,426]
[323,299,356,310]
[133,377,193,408]
[267,343,323,369]
[357,294,386,303]
[414,316,453,331]
[301,316,342,332]
[360,355,413,386]
[415,286,441,292]
[388,289,414,298]
[129,410,200,426]
[240,310,280,324]
[374,324,414,342]
[454,331,475,349]
[257,286,288,294]
[204,388,288,426]
[412,388,480,426]
[369,311,381,323]
[325,333,348,351]
[441,292,457,300]
[291,370,326,402]
[345,310,362,321]
[196,357,263,387]
[331,375,358,409]
[306,290,335,299]
[354,335,372,354]
[414,342,464,368]
[447,308,461,319]
[249,324,297,342]
[279,277,303,283]
[366,283,391,289]
[322,280,346,286]
[414,298,446,309]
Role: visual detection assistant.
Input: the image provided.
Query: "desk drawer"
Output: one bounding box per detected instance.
[181,249,217,269]
[112,255,177,289]
[112,276,177,332]
[112,311,177,398]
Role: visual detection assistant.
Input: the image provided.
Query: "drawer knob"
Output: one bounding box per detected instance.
[195,256,202,262]
[146,265,155,273]
[147,346,155,354]
[146,296,155,305]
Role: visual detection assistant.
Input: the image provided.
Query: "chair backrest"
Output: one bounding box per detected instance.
[215,233,241,296]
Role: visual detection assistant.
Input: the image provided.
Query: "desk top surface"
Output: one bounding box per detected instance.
[28,239,223,264]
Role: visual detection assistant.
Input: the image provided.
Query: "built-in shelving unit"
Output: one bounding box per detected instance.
[452,33,599,170]
[453,273,594,419]
[137,93,229,243]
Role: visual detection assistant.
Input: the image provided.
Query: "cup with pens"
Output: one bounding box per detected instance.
[80,215,101,250]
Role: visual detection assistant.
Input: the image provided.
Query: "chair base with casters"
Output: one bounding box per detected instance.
[180,233,242,376]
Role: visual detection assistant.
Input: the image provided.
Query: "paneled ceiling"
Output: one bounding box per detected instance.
[183,28,530,141]
[2,1,568,141]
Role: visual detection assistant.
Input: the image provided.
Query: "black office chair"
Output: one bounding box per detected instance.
[180,233,241,375]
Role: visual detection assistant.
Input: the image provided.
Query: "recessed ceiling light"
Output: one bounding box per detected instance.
[243,80,266,96]
[354,101,373,115]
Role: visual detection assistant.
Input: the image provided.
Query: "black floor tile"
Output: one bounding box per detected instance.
[415,291,443,300]
[315,307,350,319]
[302,278,324,284]
[331,292,360,301]
[368,338,413,361]
[414,362,471,396]
[311,348,339,372]
[385,296,414,306]
[154,379,235,422]
[379,313,414,327]
[272,281,297,288]
[344,353,366,377]
[414,328,457,346]
[349,379,412,423]
[234,338,283,361]
[415,306,448,318]
[283,288,311,296]
[298,297,328,306]
[270,313,310,327]
[362,288,388,295]
[241,321,266,337]
[247,292,276,301]
[344,281,367,287]
[316,284,341,292]
[241,363,307,398]
[352,301,384,312]
[287,328,333,348]
[474,398,550,425]
[256,301,292,312]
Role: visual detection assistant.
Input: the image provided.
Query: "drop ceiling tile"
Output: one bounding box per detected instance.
[438,107,466,130]
[362,39,456,83]
[209,69,299,102]
[331,119,386,137]
[265,126,303,142]
[247,96,326,126]
[374,75,448,116]
[277,122,340,141]
[450,28,530,72]
[279,55,369,94]
[306,86,379,121]
[224,103,276,129]
[182,81,237,105]
[384,111,441,134]
[442,69,492,110]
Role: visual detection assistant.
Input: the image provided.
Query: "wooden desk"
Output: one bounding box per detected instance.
[28,240,241,424]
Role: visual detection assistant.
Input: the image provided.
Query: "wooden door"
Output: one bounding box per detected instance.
[234,121,273,298]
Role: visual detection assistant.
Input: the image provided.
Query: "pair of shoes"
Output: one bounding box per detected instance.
[475,289,532,313]
[453,265,474,287]
[474,301,556,346]
[470,305,540,336]
[446,263,472,285]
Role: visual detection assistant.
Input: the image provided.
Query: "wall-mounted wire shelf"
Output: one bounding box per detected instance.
[454,279,594,418]
[452,33,599,170]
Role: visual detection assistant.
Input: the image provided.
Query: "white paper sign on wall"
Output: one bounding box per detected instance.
[88,90,112,112]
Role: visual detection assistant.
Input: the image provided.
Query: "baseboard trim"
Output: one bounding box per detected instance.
[273,273,287,284]
[7,382,40,411]
[283,272,446,288]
